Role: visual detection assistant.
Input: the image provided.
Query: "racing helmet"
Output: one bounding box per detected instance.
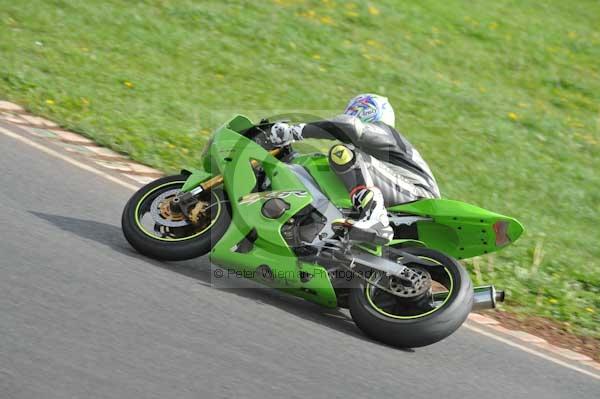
[343,93,395,127]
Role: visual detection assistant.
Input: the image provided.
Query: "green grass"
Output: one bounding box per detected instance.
[1,0,598,337]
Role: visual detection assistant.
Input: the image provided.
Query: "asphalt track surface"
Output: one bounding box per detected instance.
[0,122,598,398]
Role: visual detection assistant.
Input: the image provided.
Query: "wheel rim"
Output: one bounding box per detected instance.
[134,181,223,242]
[365,256,454,319]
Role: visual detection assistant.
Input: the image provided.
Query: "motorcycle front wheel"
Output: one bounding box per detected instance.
[349,247,473,348]
[121,174,231,261]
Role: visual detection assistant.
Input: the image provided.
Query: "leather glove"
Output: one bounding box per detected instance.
[268,122,305,147]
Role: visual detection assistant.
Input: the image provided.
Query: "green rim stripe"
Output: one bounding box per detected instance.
[365,256,454,320]
[134,181,221,242]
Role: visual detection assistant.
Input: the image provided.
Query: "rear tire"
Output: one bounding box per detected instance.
[121,174,231,261]
[349,247,472,348]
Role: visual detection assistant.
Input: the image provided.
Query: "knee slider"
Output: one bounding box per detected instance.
[328,144,355,172]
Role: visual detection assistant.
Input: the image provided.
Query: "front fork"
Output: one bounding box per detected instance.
[173,148,282,218]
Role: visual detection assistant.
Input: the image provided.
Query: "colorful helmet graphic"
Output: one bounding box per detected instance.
[343,93,395,127]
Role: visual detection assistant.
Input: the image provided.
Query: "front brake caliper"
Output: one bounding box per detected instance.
[189,200,209,224]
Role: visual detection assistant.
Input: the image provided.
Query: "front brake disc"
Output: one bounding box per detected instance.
[150,189,190,228]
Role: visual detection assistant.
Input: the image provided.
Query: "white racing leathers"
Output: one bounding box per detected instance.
[299,114,441,206]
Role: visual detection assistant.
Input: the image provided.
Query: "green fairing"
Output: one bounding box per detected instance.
[226,114,255,133]
[180,168,212,192]
[182,116,259,191]
[388,199,524,260]
[203,117,338,308]
[292,153,352,208]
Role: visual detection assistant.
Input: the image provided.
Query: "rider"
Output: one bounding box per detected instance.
[267,93,440,244]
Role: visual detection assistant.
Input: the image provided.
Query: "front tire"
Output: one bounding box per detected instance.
[122,174,231,261]
[349,247,473,348]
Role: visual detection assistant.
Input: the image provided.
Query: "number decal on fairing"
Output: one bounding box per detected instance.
[238,190,308,205]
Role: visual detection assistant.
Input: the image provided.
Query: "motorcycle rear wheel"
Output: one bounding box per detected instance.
[121,174,231,261]
[349,247,472,348]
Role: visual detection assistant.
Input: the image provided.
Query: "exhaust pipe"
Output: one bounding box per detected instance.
[472,285,505,311]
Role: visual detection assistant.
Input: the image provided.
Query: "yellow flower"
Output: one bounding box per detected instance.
[320,15,334,25]
[366,39,381,47]
[508,112,519,121]
[312,54,321,60]
[296,10,317,19]
[81,97,90,105]
[45,99,55,105]
[489,22,498,30]
[368,5,380,16]
[548,298,558,304]
[585,307,594,313]
[123,81,134,88]
[579,134,598,145]
[345,11,359,17]
[568,119,584,128]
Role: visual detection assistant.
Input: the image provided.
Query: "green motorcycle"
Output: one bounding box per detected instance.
[122,115,524,347]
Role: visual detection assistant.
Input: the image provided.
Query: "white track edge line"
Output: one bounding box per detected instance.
[0,126,139,191]
[464,323,600,380]
[2,123,599,381]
